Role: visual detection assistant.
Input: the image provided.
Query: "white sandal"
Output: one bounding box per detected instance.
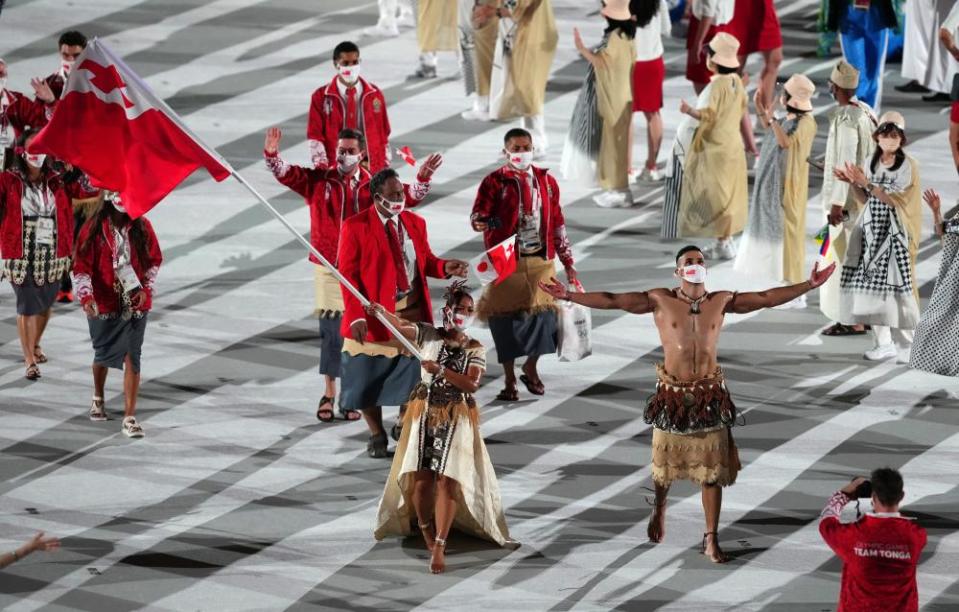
[89,397,107,422]
[122,416,144,438]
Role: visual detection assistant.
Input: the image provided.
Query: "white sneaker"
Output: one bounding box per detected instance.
[716,239,737,260]
[864,343,897,361]
[122,416,145,438]
[638,167,663,182]
[413,64,438,79]
[461,97,490,121]
[89,397,107,422]
[774,294,807,310]
[593,190,631,208]
[363,23,400,37]
[397,7,415,27]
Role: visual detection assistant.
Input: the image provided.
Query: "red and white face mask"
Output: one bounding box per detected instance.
[337,63,360,86]
[681,264,707,284]
[506,151,533,171]
[61,58,75,76]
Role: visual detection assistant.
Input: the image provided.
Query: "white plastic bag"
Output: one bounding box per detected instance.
[557,282,592,362]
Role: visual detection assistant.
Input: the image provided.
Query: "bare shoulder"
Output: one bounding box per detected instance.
[648,287,675,301]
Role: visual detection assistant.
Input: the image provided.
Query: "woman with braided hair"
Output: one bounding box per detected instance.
[372,281,517,574]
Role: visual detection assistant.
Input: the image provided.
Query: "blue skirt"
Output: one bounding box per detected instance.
[87,313,148,373]
[488,309,558,363]
[339,351,420,410]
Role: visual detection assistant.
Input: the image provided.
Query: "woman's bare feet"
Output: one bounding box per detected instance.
[430,537,447,574]
[647,507,666,543]
[418,522,435,552]
[701,532,729,563]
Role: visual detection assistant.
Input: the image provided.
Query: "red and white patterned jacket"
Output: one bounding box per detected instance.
[306,75,391,172]
[72,217,163,315]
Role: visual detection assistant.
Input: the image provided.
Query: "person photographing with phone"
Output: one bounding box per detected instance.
[819,467,928,612]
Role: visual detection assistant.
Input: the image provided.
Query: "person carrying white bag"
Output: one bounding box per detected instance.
[557,280,592,362]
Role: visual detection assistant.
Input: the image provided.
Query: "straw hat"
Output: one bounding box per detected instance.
[878,111,905,130]
[783,74,815,112]
[830,60,860,90]
[601,0,631,21]
[708,32,741,69]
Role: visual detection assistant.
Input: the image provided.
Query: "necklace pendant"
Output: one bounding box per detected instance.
[690,302,701,315]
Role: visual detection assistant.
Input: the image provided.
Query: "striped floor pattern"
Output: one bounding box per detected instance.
[1,1,958,610]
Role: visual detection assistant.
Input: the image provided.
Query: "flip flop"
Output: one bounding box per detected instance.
[316,396,335,423]
[495,388,519,402]
[519,374,545,396]
[34,346,48,364]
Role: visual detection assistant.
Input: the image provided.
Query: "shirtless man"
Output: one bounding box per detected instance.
[539,245,835,562]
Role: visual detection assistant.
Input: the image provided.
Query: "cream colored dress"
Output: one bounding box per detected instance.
[375,325,517,548]
[418,0,459,52]
[595,31,636,192]
[781,113,818,283]
[490,0,558,119]
[678,73,748,239]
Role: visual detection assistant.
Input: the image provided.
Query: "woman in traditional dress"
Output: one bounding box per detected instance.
[676,32,748,259]
[561,0,637,208]
[909,189,959,376]
[734,74,817,306]
[488,0,558,158]
[73,192,162,438]
[373,282,517,574]
[834,111,923,362]
[0,129,89,379]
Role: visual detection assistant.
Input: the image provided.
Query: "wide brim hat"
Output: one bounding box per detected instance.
[708,32,741,69]
[601,0,632,21]
[830,60,860,90]
[784,74,815,112]
[878,110,906,130]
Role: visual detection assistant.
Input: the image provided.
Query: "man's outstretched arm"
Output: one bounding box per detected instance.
[727,263,836,314]
[539,277,655,314]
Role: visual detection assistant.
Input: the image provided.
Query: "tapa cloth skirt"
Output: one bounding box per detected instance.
[651,427,741,488]
[374,393,518,548]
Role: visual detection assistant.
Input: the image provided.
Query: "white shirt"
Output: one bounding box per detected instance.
[635,0,672,61]
[375,207,417,291]
[20,181,55,217]
[336,77,363,101]
[691,0,734,26]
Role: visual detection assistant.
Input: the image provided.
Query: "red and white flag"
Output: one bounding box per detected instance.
[395,145,417,167]
[470,237,517,286]
[29,39,232,218]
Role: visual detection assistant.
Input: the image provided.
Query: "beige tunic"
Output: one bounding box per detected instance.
[472,2,500,96]
[595,31,636,192]
[678,73,748,239]
[781,114,818,283]
[491,0,558,118]
[418,0,459,52]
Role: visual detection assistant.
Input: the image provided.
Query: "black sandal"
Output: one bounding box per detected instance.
[341,409,361,421]
[822,323,867,336]
[33,346,48,364]
[25,363,41,381]
[495,387,519,402]
[519,374,545,396]
[316,396,335,422]
[700,531,729,564]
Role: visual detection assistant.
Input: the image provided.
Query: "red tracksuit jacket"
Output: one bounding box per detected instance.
[470,165,574,269]
[1,89,50,139]
[306,76,391,172]
[0,169,94,260]
[819,491,928,612]
[337,206,448,343]
[264,150,431,265]
[72,217,163,315]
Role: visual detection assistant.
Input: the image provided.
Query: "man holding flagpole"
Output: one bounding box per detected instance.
[338,167,468,458]
[470,127,576,401]
[264,126,443,424]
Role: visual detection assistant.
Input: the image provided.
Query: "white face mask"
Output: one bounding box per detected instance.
[506,151,533,171]
[337,63,360,86]
[680,264,707,284]
[112,200,127,214]
[336,152,362,173]
[378,194,405,216]
[877,136,901,154]
[452,313,474,331]
[61,59,75,76]
[25,153,46,168]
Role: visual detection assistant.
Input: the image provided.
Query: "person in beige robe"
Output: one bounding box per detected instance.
[489,0,558,157]
[462,1,500,120]
[677,32,748,259]
[415,0,459,78]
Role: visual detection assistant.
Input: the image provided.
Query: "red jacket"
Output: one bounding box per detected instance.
[819,492,927,612]
[1,90,50,139]
[337,206,448,342]
[0,169,91,260]
[470,165,575,269]
[72,217,163,315]
[307,76,391,172]
[265,150,431,265]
